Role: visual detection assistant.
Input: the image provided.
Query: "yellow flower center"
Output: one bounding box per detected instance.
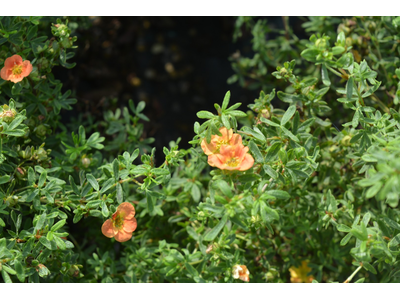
[216,140,228,151]
[226,157,239,167]
[12,64,23,76]
[112,213,124,229]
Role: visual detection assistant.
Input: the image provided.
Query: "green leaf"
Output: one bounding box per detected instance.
[2,265,16,275]
[321,65,331,86]
[203,215,228,241]
[281,105,296,126]
[100,178,115,194]
[1,269,12,283]
[248,141,263,163]
[265,142,282,162]
[14,260,25,282]
[259,201,279,223]
[388,233,400,248]
[383,217,400,231]
[69,176,80,195]
[86,174,99,191]
[215,180,233,198]
[221,91,230,111]
[197,111,214,119]
[337,224,351,232]
[187,227,199,241]
[332,46,345,55]
[113,158,119,180]
[340,233,352,246]
[39,236,53,250]
[241,126,266,142]
[146,192,154,213]
[38,171,47,188]
[366,182,382,199]
[346,77,354,100]
[101,201,109,217]
[54,236,66,250]
[185,262,199,278]
[51,220,66,232]
[350,223,368,241]
[35,212,47,231]
[301,48,320,62]
[266,190,290,200]
[280,126,299,142]
[116,183,123,204]
[362,262,377,275]
[191,184,201,202]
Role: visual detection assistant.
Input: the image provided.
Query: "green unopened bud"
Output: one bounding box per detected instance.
[4,195,18,207]
[37,58,49,70]
[279,67,287,76]
[345,37,353,47]
[315,38,327,49]
[197,211,206,220]
[60,38,73,48]
[36,148,47,160]
[341,135,352,147]
[34,124,48,137]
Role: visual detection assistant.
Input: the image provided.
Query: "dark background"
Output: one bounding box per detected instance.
[55,16,301,163]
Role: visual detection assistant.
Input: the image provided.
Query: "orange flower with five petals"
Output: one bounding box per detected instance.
[201,127,242,155]
[208,143,254,171]
[101,202,137,242]
[1,54,33,83]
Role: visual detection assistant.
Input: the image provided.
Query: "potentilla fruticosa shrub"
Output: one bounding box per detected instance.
[1,16,400,283]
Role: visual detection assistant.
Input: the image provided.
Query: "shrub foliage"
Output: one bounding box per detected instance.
[1,16,400,283]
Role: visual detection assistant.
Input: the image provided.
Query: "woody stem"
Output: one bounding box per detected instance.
[343,265,362,283]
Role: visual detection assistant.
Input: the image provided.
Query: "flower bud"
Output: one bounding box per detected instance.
[34,124,48,137]
[279,67,287,76]
[37,57,49,70]
[0,107,17,123]
[36,148,48,160]
[197,211,206,220]
[315,38,327,49]
[261,109,270,119]
[81,157,91,168]
[341,135,352,147]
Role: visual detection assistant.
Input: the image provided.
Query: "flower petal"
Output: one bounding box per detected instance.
[9,75,23,83]
[4,55,22,68]
[22,60,33,77]
[208,154,224,168]
[123,217,137,233]
[0,67,9,81]
[117,202,135,219]
[114,229,133,242]
[201,138,215,155]
[238,153,254,171]
[219,127,232,141]
[101,219,117,238]
[229,133,242,146]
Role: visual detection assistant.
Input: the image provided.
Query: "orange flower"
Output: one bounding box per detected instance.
[208,143,254,171]
[232,264,250,282]
[201,127,242,155]
[101,202,137,242]
[289,261,314,283]
[1,54,33,83]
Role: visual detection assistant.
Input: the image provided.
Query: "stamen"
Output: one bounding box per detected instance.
[12,65,23,76]
[226,157,239,167]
